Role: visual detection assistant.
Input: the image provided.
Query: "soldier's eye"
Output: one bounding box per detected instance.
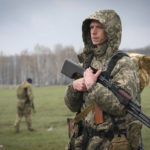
[97,25,104,29]
[90,26,94,29]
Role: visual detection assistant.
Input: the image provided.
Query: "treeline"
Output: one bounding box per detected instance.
[0,44,79,86]
[0,44,150,86]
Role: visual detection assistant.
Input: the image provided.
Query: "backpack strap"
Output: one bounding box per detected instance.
[83,52,94,69]
[101,51,129,80]
[101,51,129,135]
[74,103,95,123]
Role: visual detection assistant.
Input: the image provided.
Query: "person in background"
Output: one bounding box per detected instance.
[14,78,35,133]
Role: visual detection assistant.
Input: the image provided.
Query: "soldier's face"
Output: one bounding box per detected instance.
[90,20,107,46]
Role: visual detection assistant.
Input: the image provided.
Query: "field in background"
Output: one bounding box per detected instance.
[0,86,150,150]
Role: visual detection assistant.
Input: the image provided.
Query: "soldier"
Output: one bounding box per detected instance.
[14,78,35,133]
[64,10,142,150]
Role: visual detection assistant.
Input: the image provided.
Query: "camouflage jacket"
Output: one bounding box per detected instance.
[64,10,140,132]
[17,81,34,109]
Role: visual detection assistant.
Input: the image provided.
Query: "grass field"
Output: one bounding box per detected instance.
[0,85,150,150]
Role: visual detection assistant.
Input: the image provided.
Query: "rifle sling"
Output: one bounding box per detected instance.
[74,103,94,123]
[101,51,129,79]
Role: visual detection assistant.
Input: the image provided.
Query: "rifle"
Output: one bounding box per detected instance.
[61,59,150,128]
[24,88,30,104]
[24,88,35,112]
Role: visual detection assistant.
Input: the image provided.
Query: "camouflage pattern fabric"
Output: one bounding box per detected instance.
[14,81,34,132]
[64,9,142,150]
[128,52,150,92]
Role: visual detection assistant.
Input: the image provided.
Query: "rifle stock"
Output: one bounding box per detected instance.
[61,59,150,128]
[24,88,30,104]
[24,88,35,112]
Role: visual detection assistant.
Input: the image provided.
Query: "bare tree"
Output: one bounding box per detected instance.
[0,44,80,86]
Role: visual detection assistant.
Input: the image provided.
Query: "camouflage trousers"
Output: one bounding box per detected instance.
[66,135,111,150]
[65,120,142,150]
[14,106,33,132]
[66,134,134,150]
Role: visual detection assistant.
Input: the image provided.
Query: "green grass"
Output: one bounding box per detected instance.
[0,85,150,150]
[141,87,150,149]
[0,86,74,150]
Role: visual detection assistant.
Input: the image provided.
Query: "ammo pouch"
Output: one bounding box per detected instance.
[127,120,142,150]
[109,134,131,150]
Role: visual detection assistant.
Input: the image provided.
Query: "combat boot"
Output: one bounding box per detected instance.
[28,127,35,132]
[14,127,20,133]
[27,121,35,132]
[14,123,20,133]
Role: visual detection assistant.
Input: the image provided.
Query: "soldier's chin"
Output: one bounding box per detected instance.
[92,41,100,45]
[92,40,107,46]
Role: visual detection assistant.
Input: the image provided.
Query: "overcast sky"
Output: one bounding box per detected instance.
[0,0,150,55]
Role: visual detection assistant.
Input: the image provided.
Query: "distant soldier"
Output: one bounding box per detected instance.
[14,78,35,133]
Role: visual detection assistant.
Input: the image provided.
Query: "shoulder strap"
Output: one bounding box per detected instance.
[83,52,94,69]
[74,103,95,123]
[101,51,129,80]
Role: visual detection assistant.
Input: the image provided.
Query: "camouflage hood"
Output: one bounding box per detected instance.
[78,10,122,63]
